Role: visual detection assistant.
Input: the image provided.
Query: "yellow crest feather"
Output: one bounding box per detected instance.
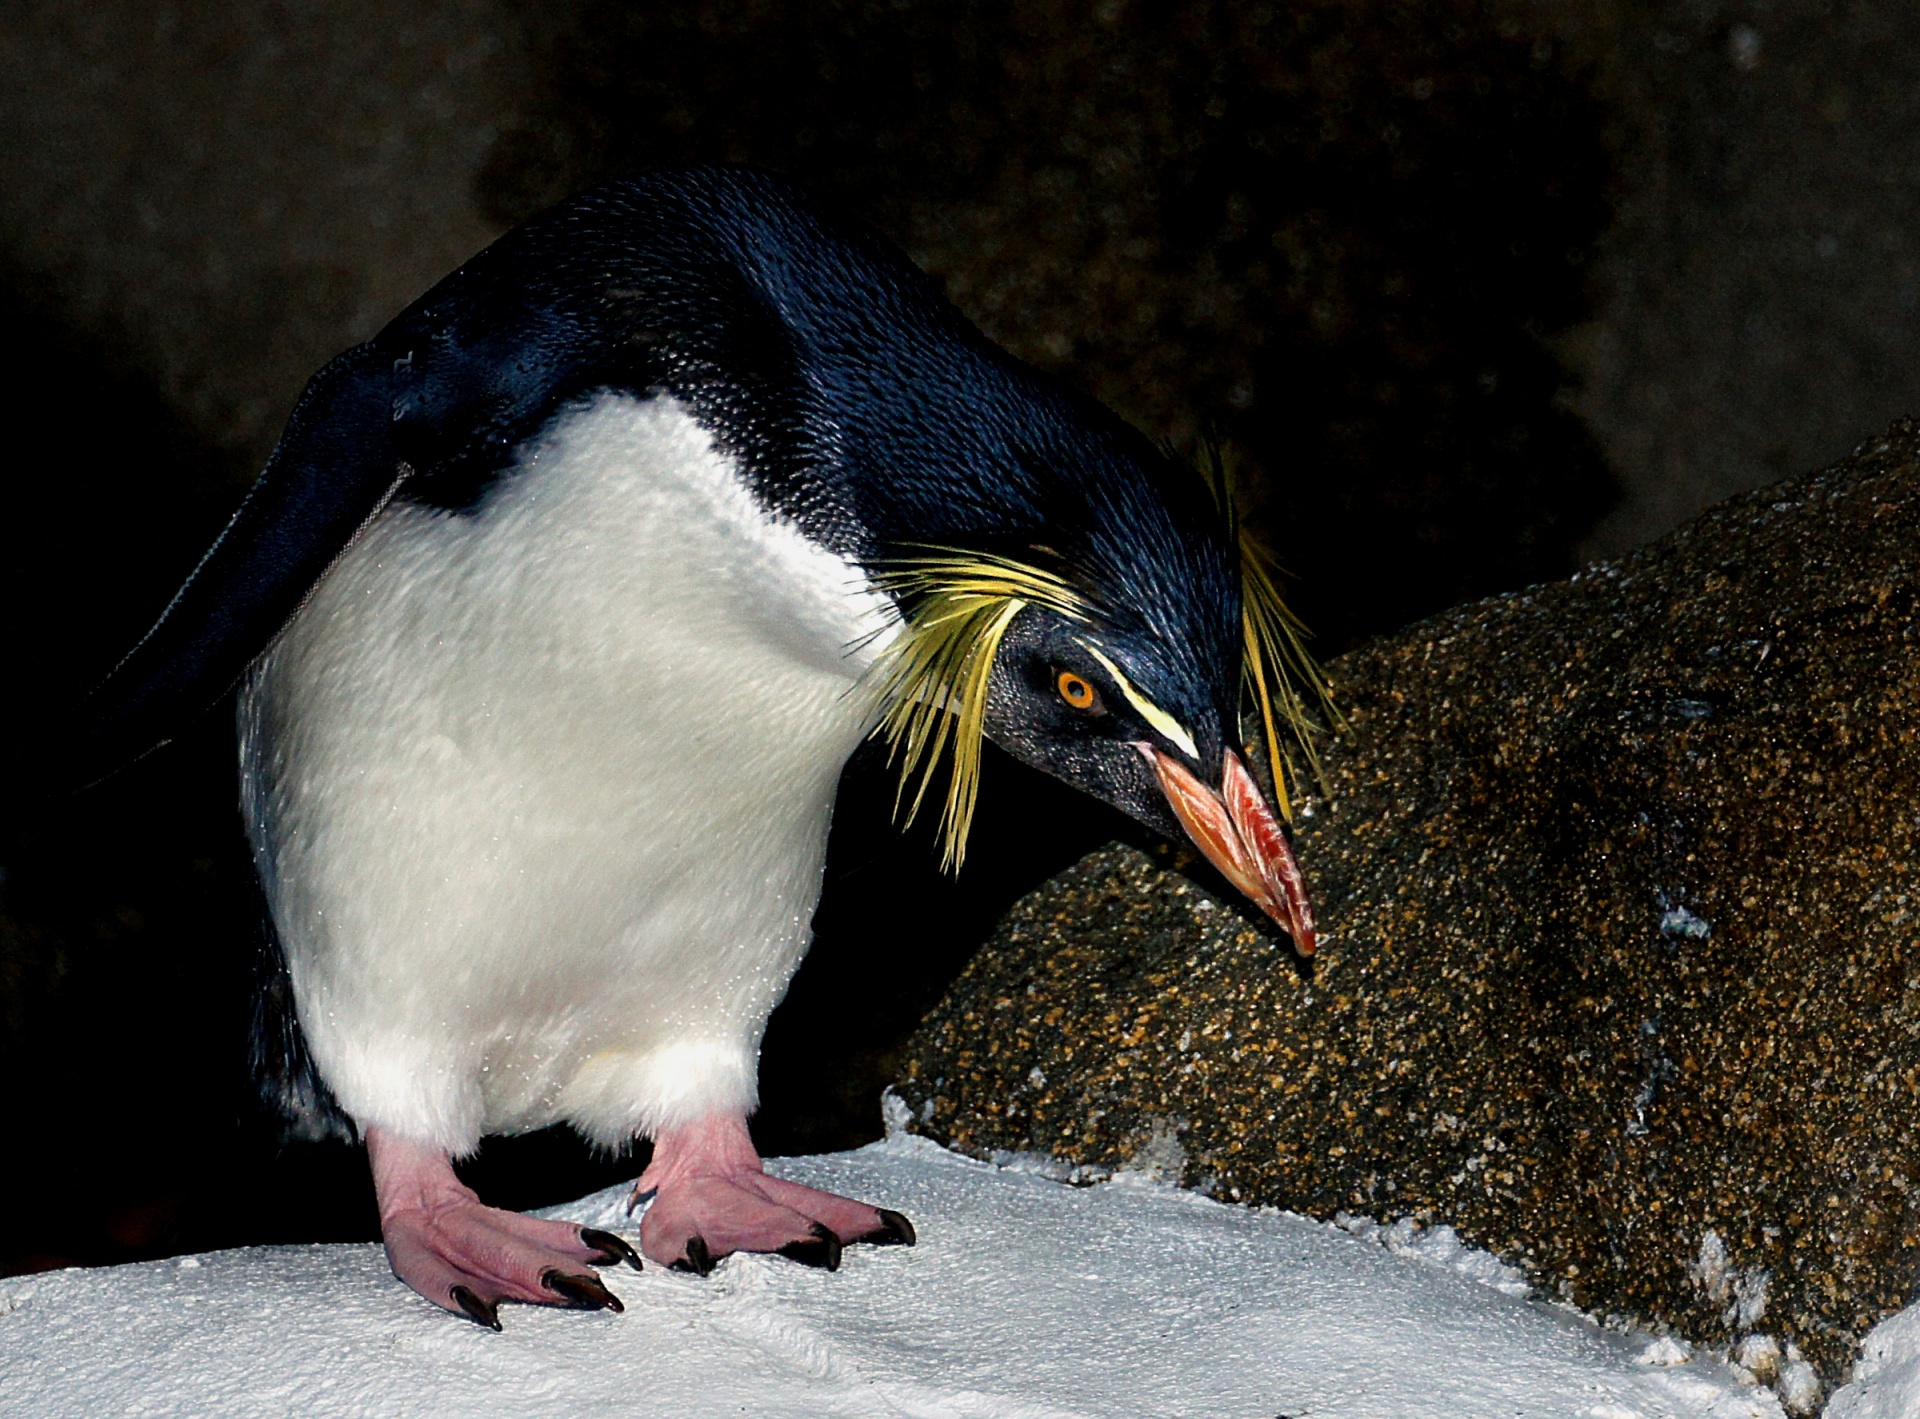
[1197,441,1342,819]
[868,551,1090,871]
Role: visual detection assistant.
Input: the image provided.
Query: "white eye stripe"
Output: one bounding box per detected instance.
[1080,643,1200,761]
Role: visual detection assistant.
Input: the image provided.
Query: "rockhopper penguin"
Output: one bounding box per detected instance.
[81,166,1327,1327]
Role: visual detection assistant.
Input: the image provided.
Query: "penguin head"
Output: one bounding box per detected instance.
[982,582,1228,842]
[868,445,1329,956]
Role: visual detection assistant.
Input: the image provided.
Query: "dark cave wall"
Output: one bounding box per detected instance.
[485,0,1617,647]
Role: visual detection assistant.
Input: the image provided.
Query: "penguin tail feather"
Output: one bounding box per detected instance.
[246,870,356,1145]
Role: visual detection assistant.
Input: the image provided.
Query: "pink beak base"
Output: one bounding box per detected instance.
[1143,746,1319,956]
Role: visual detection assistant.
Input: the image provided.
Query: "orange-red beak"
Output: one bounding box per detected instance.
[1143,746,1318,956]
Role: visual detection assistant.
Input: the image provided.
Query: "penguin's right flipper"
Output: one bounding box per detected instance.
[71,340,402,789]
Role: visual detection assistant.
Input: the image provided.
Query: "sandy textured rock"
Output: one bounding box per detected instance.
[900,419,1920,1396]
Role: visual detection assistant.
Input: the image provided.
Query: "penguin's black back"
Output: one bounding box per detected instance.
[75,166,1235,789]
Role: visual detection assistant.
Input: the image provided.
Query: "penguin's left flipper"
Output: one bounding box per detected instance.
[72,340,404,788]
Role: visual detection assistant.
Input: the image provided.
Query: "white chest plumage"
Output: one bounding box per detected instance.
[238,394,893,1154]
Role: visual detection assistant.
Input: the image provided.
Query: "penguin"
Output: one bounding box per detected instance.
[79,165,1326,1328]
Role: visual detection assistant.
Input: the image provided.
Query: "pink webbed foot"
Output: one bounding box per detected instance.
[632,1113,915,1274]
[367,1127,643,1329]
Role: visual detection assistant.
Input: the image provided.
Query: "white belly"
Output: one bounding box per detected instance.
[238,393,892,1154]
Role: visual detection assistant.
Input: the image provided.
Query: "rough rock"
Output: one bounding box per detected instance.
[899,419,1920,1399]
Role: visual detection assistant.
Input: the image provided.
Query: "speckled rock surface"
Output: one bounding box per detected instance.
[899,419,1920,1398]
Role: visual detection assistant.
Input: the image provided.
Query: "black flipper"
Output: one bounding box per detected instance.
[72,341,402,788]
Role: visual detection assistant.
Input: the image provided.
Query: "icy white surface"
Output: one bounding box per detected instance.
[1824,1304,1920,1418]
[0,1135,1790,1419]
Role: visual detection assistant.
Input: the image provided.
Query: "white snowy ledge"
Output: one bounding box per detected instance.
[2,1133,1901,1418]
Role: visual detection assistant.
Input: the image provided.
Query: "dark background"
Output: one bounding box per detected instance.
[2,0,1916,1274]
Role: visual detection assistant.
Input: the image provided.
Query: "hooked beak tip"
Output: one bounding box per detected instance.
[1143,745,1318,957]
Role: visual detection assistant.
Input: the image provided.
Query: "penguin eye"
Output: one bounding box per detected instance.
[1056,670,1104,714]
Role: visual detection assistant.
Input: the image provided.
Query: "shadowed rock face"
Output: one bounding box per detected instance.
[899,418,1920,1395]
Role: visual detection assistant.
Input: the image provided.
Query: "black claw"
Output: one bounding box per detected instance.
[450,1284,502,1331]
[864,1209,917,1247]
[580,1227,644,1272]
[776,1222,842,1272]
[671,1234,716,1277]
[626,1185,657,1217]
[542,1268,624,1313]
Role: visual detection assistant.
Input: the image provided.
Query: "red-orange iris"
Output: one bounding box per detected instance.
[1056,670,1099,711]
